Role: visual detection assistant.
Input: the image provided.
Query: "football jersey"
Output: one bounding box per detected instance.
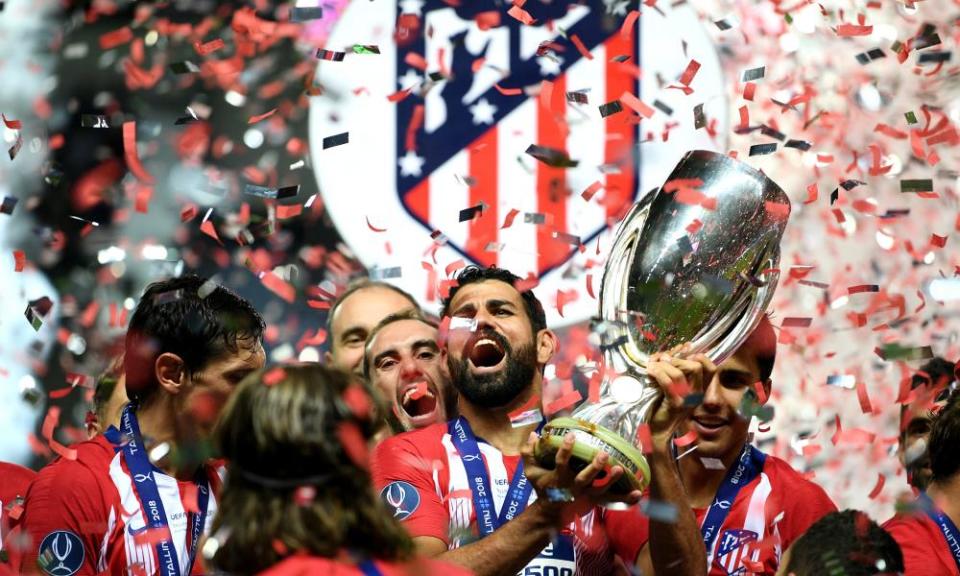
[603,450,836,575]
[372,421,618,576]
[1,462,36,574]
[17,432,221,576]
[884,507,960,575]
[256,554,475,576]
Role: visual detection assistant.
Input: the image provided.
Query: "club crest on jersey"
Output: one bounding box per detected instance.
[38,530,84,576]
[310,0,726,326]
[715,529,758,576]
[380,481,421,521]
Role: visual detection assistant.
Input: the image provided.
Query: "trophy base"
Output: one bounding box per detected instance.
[534,417,651,496]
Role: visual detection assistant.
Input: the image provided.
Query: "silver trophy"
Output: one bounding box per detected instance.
[535,150,791,494]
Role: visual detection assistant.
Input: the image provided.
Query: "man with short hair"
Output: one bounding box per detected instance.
[324,279,419,377]
[604,316,837,576]
[18,275,266,575]
[884,389,960,575]
[373,266,641,576]
[363,310,457,433]
[775,510,904,576]
[898,357,957,492]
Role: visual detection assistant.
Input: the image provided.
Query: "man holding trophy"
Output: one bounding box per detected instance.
[534,150,836,575]
[375,150,837,575]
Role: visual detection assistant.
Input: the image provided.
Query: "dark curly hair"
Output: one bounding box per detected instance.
[930,387,960,484]
[440,266,547,333]
[124,275,265,403]
[785,510,904,575]
[210,364,413,573]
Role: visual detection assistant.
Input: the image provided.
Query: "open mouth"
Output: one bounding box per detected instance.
[467,332,507,371]
[396,381,441,426]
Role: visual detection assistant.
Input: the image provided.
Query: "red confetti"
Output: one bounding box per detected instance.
[544,389,582,416]
[366,216,388,232]
[673,430,698,448]
[868,473,886,499]
[199,220,222,244]
[2,114,22,130]
[752,381,768,405]
[13,249,25,272]
[494,83,523,96]
[404,52,427,71]
[836,23,873,36]
[581,181,603,201]
[507,4,536,25]
[122,122,155,184]
[679,60,701,86]
[856,381,874,414]
[387,89,413,102]
[194,38,225,56]
[261,272,296,303]
[247,108,277,125]
[569,34,594,61]
[445,258,465,277]
[931,234,948,248]
[743,82,756,101]
[262,367,286,387]
[100,27,134,50]
[406,104,424,151]
[620,91,654,118]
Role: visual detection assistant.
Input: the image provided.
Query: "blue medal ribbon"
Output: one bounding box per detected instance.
[700,443,766,563]
[357,559,383,576]
[118,403,210,576]
[448,417,541,538]
[919,492,960,571]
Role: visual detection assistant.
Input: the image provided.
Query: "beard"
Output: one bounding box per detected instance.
[448,331,537,409]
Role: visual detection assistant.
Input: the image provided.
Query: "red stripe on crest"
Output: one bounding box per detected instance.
[407,179,430,225]
[604,32,637,223]
[537,74,569,273]
[468,130,498,267]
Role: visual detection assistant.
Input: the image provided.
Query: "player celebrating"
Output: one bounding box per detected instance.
[18,275,266,576]
[363,310,457,433]
[604,316,837,575]
[884,388,960,575]
[373,266,641,576]
[207,363,472,576]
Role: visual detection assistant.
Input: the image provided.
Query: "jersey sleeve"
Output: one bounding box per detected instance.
[17,460,109,575]
[770,473,837,550]
[600,504,650,566]
[372,434,450,546]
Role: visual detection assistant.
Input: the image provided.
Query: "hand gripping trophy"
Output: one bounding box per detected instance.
[535,150,792,494]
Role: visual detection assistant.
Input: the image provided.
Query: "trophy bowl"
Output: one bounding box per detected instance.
[534,150,791,494]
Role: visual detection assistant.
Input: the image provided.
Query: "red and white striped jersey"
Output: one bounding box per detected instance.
[603,452,837,576]
[372,422,620,576]
[17,434,221,576]
[883,508,960,575]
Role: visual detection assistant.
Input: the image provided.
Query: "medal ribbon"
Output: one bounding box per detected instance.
[700,443,767,566]
[119,403,210,576]
[448,417,541,537]
[919,492,960,571]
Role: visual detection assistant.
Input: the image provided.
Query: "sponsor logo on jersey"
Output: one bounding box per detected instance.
[38,530,84,576]
[380,480,421,521]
